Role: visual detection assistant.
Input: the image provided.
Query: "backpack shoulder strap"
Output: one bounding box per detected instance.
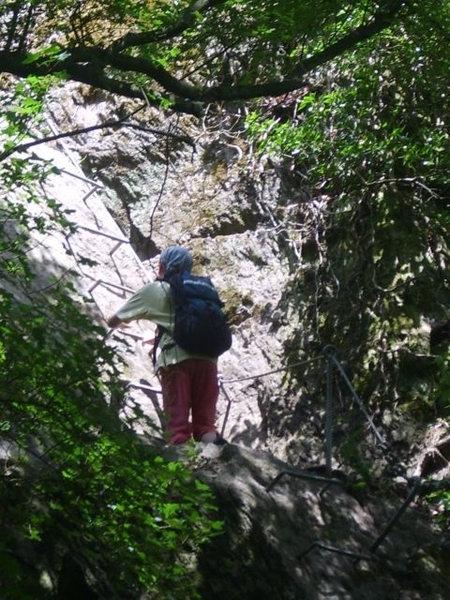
[151,277,171,367]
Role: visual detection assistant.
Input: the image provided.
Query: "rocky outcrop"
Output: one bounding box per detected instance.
[169,442,448,600]
[43,84,294,453]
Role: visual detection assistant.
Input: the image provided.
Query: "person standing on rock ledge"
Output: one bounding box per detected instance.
[106,245,227,446]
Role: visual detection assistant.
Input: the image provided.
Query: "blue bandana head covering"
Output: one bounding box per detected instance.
[160,246,193,277]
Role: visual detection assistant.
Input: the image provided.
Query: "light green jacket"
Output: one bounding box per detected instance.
[115,280,216,371]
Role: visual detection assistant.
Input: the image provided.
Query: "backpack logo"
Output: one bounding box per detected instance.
[156,271,232,359]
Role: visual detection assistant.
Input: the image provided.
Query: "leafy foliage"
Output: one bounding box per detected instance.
[0,157,222,599]
[245,0,450,469]
[0,0,419,115]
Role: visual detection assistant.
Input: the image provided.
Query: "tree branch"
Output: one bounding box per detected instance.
[0,50,203,116]
[0,0,417,115]
[109,0,227,52]
[290,0,411,78]
[82,0,416,104]
[0,106,195,162]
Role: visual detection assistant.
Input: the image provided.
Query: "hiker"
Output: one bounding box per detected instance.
[106,245,228,445]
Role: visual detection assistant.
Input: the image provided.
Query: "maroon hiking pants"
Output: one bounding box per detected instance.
[158,358,219,444]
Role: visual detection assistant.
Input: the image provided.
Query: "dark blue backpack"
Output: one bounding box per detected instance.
[154,271,232,360]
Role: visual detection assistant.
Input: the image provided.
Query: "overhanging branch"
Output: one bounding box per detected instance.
[0,0,418,115]
[109,0,227,52]
[0,106,195,162]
